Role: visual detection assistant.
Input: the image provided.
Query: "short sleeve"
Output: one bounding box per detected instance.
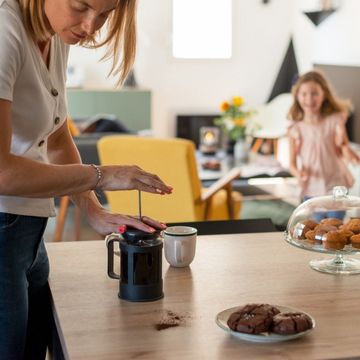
[287,121,300,140]
[0,4,25,101]
[287,122,302,155]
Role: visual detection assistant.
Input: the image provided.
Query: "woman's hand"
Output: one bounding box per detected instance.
[99,165,172,195]
[85,201,167,236]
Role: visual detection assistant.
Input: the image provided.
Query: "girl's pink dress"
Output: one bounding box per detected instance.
[289,112,354,198]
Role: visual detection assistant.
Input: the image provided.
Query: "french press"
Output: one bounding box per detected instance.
[106,228,164,302]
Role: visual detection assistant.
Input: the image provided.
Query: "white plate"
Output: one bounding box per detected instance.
[215,305,315,343]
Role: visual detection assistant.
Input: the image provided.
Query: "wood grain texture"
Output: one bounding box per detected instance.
[47,233,360,359]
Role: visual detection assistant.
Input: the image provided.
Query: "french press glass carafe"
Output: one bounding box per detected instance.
[106,228,164,302]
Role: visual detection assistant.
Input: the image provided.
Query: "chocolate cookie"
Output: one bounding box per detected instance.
[272,312,313,335]
[227,304,280,334]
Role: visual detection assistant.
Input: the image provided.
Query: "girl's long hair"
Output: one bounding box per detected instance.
[18,0,137,86]
[288,70,351,121]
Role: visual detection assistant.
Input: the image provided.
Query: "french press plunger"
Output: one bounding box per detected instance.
[106,191,164,302]
[106,229,164,302]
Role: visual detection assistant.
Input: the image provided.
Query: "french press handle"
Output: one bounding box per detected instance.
[106,233,121,279]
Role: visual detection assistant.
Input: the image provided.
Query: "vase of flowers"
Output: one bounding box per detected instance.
[214,96,256,162]
[233,138,249,164]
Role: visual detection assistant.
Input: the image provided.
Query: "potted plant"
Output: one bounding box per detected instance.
[215,96,257,163]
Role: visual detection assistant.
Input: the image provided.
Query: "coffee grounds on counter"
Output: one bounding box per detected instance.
[154,310,186,331]
[155,323,179,331]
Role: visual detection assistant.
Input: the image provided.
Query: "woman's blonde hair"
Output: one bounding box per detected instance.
[288,70,351,121]
[18,0,137,85]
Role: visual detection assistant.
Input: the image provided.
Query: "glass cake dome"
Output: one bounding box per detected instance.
[285,186,360,275]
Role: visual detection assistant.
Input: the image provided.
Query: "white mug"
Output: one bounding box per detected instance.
[163,226,197,267]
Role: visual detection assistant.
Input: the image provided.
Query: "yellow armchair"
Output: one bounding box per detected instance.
[97,135,242,222]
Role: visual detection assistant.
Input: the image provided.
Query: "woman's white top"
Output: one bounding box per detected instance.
[0,0,69,217]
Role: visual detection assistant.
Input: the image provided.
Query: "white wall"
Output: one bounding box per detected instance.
[135,0,292,136]
[68,0,292,136]
[69,0,360,137]
[293,0,360,70]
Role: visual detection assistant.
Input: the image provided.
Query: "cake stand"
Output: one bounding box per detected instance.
[284,233,360,275]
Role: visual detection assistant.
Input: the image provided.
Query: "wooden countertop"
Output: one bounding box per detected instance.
[47,233,360,359]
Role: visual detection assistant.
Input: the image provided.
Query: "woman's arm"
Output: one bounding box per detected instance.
[0,100,171,233]
[47,116,101,212]
[0,100,172,198]
[47,117,168,234]
[0,99,96,197]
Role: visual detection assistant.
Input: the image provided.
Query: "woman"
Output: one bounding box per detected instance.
[0,0,172,358]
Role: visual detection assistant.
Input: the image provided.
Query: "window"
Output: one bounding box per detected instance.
[172,0,232,59]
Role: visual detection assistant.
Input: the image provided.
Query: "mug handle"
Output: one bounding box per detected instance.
[175,239,183,264]
[106,233,121,279]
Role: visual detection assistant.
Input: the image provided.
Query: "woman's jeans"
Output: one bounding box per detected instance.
[0,213,50,360]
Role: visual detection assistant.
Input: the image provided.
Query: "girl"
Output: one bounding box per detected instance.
[288,71,360,202]
[0,0,172,358]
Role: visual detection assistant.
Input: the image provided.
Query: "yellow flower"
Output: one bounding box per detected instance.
[233,117,246,127]
[232,96,244,107]
[220,101,230,112]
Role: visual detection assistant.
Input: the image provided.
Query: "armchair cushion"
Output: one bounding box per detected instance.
[97,135,242,222]
[204,188,242,220]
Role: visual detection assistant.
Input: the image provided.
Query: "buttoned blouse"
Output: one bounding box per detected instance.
[0,0,69,217]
